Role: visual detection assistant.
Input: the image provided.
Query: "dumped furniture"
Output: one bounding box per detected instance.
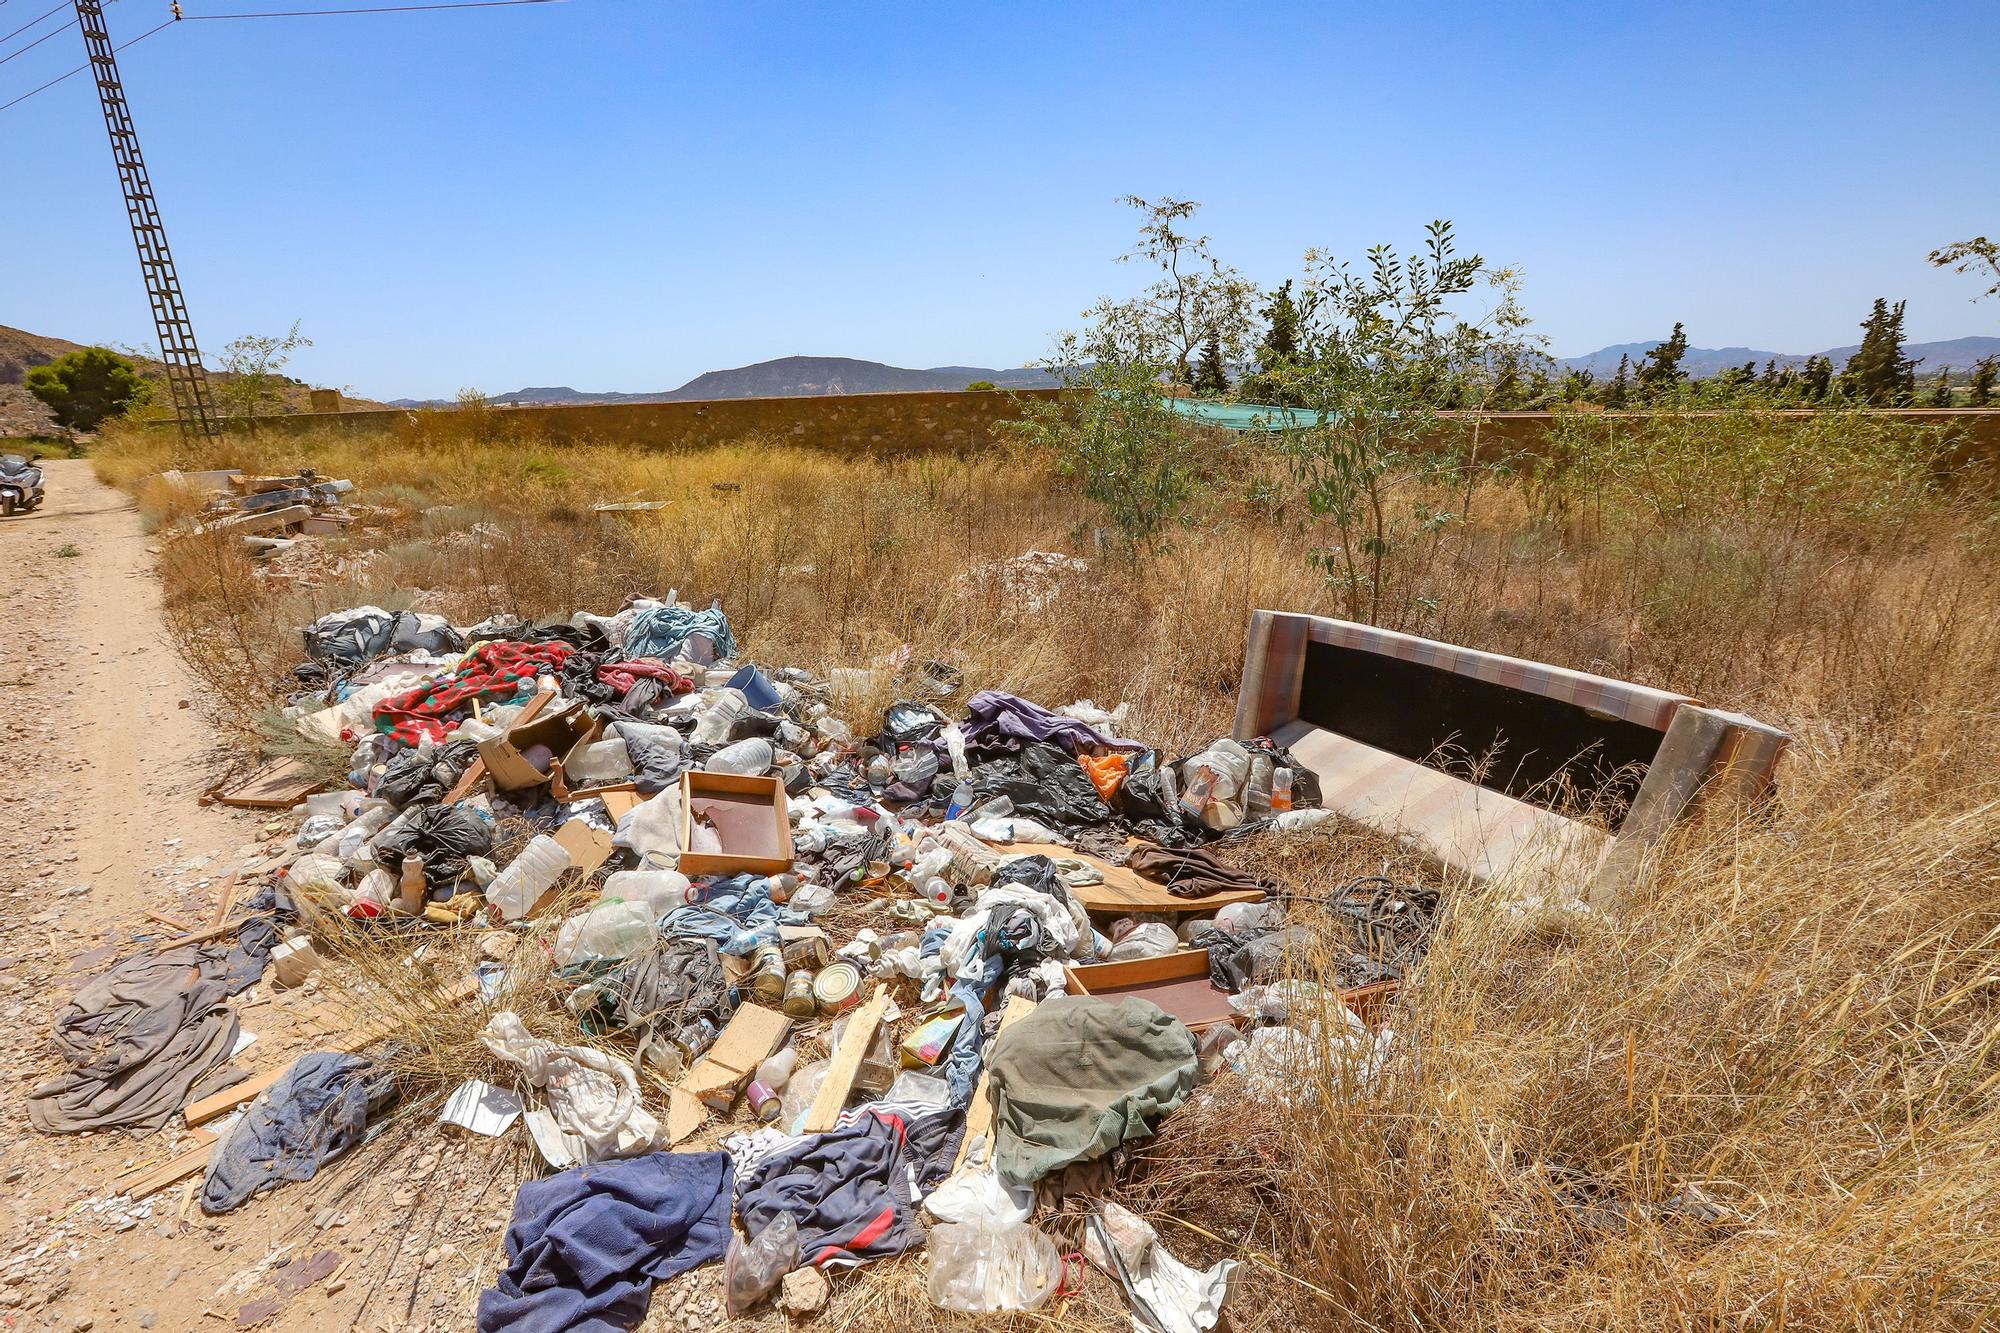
[1233,610,1790,896]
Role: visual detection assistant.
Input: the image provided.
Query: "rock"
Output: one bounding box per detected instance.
[779,1266,829,1315]
[137,1312,157,1329]
[72,1316,93,1331]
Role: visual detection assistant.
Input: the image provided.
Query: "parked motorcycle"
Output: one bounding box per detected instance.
[0,453,44,517]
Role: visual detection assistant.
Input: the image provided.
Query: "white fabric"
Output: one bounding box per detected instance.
[478,1011,666,1160]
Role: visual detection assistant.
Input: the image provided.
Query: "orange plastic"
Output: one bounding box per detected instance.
[1079,752,1132,801]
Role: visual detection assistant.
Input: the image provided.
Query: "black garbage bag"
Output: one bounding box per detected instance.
[374,737,482,809]
[941,742,1110,828]
[880,701,948,747]
[371,804,494,892]
[304,607,463,671]
[559,651,619,706]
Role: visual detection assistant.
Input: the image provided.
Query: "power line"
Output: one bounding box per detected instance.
[0,0,69,45]
[0,16,170,114]
[181,0,561,17]
[0,14,73,65]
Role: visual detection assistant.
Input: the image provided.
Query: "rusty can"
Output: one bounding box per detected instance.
[812,961,863,1015]
[782,933,830,971]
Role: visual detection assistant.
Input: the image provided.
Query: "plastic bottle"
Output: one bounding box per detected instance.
[487,835,573,922]
[753,1046,798,1092]
[327,803,395,860]
[552,899,656,964]
[397,856,427,915]
[704,738,774,776]
[566,737,634,783]
[692,688,749,746]
[1270,767,1295,812]
[601,868,692,917]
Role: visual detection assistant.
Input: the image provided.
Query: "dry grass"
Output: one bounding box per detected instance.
[98,410,2000,1331]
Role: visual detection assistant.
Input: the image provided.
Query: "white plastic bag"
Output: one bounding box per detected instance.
[925,1220,1062,1313]
[1084,1201,1237,1333]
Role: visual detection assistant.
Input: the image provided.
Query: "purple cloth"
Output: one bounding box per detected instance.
[959,690,1146,755]
[477,1152,734,1333]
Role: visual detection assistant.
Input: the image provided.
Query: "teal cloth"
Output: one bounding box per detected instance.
[984,996,1197,1185]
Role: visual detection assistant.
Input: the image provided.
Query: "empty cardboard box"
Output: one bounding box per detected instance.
[677,771,793,876]
[478,700,600,792]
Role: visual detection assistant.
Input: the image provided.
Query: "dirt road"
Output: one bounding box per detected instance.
[0,461,518,1331]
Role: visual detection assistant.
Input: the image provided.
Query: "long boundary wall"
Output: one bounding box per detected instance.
[159,391,2000,466]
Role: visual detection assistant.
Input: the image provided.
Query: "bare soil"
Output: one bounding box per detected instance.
[0,461,535,1332]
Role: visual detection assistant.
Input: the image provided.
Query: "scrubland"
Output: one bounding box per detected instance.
[99,405,2000,1331]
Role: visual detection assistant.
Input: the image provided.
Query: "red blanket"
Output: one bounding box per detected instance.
[373,641,573,745]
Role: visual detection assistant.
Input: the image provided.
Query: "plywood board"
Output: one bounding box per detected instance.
[681,1004,791,1113]
[952,994,1037,1171]
[1003,842,1266,914]
[215,759,321,809]
[802,989,888,1133]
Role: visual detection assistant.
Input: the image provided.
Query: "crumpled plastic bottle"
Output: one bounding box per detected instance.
[724,1213,800,1315]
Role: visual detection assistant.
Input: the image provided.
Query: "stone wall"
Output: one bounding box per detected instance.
[164,392,2000,471]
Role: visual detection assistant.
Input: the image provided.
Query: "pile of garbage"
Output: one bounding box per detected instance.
[164,466,361,559]
[39,591,1419,1330]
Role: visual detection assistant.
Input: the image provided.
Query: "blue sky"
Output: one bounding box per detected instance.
[3,0,1995,399]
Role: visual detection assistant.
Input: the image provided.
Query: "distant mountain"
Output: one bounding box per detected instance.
[1560,335,2000,380]
[389,356,1059,408]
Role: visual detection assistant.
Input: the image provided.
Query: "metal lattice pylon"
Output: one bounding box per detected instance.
[73,1,220,446]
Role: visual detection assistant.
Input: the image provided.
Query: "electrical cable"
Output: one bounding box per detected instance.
[181,0,561,16]
[0,16,171,114]
[0,13,70,63]
[0,0,69,46]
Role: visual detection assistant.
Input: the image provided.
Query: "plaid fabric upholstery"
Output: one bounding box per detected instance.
[374,640,574,745]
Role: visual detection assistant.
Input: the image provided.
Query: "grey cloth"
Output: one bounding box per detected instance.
[201,1052,394,1213]
[610,720,689,795]
[28,943,248,1135]
[984,996,1197,1186]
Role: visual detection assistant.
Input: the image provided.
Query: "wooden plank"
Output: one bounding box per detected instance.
[802,989,889,1133]
[1005,841,1266,914]
[952,994,1037,1171]
[121,1143,216,1198]
[215,760,320,809]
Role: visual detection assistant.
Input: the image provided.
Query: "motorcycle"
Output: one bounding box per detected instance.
[0,453,44,517]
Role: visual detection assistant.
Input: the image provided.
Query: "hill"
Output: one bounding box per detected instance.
[394,356,1059,408]
[0,323,387,426]
[1560,335,2000,379]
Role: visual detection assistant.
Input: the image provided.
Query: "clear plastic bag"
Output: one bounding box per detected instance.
[926,1220,1062,1313]
[724,1212,800,1316]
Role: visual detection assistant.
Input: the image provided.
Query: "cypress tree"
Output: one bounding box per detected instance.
[1192,327,1229,398]
[1928,367,1953,407]
[1606,353,1631,408]
[1636,323,1689,398]
[1844,298,1918,405]
[1971,356,1997,407]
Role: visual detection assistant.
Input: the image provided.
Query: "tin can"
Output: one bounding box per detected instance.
[782,968,819,1018]
[747,1079,781,1122]
[782,934,830,970]
[812,961,863,1015]
[749,945,786,1003]
[674,1015,719,1064]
